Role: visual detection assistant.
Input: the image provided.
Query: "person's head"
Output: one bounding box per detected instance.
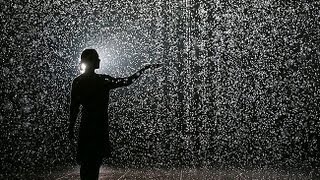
[80,49,100,72]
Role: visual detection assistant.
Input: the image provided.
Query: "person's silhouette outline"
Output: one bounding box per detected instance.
[68,49,159,180]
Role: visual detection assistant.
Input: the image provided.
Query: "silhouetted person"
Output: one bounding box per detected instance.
[68,49,159,180]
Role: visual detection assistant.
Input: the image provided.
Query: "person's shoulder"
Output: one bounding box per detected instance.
[73,75,83,81]
[72,75,84,84]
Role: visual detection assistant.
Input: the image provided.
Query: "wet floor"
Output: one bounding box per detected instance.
[44,166,319,180]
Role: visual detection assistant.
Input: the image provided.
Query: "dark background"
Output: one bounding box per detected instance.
[1,0,320,178]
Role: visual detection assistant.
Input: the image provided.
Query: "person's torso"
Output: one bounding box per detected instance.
[73,73,114,132]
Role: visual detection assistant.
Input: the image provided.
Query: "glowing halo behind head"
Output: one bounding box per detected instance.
[78,45,115,74]
[80,63,87,74]
[79,48,100,74]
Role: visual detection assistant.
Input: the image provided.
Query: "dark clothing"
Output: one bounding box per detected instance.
[80,159,101,180]
[70,73,133,164]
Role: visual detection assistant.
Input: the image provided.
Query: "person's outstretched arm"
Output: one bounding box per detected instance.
[68,79,80,140]
[108,64,161,89]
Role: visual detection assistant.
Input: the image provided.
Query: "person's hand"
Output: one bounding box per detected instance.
[150,63,162,69]
[144,63,162,70]
[143,64,152,70]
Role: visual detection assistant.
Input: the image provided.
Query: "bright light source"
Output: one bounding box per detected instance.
[80,63,86,74]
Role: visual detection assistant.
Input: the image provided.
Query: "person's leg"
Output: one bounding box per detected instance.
[80,160,102,180]
[80,162,90,180]
[91,161,101,180]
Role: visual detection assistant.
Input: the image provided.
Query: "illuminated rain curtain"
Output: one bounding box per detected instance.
[0,0,319,178]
